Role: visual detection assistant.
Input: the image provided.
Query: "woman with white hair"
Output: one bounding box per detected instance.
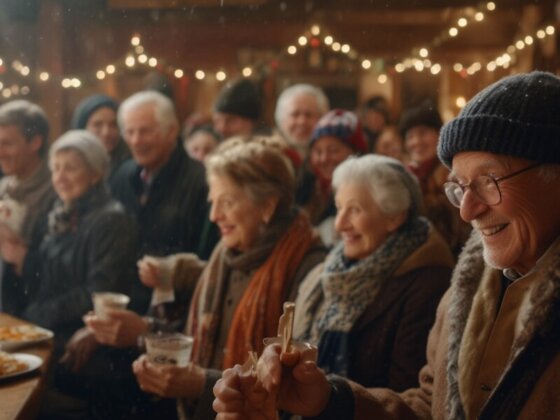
[275,83,329,159]
[0,130,136,359]
[293,154,454,391]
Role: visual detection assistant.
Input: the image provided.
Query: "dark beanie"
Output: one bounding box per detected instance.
[214,79,261,121]
[71,94,118,129]
[438,71,560,167]
[398,100,443,139]
[310,109,368,154]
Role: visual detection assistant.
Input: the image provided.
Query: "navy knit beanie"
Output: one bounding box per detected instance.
[214,79,261,121]
[438,71,560,168]
[71,94,118,130]
[310,109,368,154]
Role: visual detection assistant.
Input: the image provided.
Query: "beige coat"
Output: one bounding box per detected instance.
[346,231,560,419]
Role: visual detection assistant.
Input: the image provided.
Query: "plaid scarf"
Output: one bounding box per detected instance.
[186,213,317,369]
[299,216,430,376]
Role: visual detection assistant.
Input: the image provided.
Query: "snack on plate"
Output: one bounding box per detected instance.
[0,325,50,342]
[0,351,28,376]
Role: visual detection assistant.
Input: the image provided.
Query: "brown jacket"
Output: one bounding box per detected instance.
[328,231,560,420]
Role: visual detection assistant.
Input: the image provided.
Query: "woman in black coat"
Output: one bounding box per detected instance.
[1,129,137,356]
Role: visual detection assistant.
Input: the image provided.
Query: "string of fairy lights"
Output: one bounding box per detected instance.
[0,1,556,100]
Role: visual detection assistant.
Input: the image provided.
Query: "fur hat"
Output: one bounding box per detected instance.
[214,79,261,121]
[438,71,560,167]
[71,94,118,130]
[50,130,109,177]
[398,100,443,138]
[310,109,367,154]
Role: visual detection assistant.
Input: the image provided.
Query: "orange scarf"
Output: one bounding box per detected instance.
[222,214,316,368]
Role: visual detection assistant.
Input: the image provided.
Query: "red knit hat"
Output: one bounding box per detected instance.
[310,109,367,154]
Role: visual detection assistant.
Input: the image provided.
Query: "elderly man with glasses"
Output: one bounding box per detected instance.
[212,71,560,420]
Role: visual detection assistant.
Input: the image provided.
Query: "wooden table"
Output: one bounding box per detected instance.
[0,313,53,420]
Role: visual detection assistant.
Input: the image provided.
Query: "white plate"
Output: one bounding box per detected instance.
[0,353,43,380]
[0,325,54,351]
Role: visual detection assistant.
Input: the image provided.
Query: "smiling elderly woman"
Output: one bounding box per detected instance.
[293,154,454,391]
[86,137,326,419]
[0,129,136,359]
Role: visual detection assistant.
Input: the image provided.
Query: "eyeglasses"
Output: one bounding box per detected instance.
[444,162,541,208]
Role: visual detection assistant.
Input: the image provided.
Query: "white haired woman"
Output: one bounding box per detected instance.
[293,154,454,390]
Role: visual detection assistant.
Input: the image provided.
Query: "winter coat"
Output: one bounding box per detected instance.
[21,184,137,354]
[110,143,211,312]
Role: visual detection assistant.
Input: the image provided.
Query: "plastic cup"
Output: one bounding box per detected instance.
[144,333,193,367]
[92,292,130,319]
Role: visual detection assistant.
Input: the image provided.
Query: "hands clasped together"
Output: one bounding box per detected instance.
[213,343,331,420]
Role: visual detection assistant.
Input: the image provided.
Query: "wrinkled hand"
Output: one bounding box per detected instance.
[132,354,206,398]
[257,343,331,417]
[84,309,148,348]
[59,327,100,373]
[213,364,277,420]
[137,257,161,288]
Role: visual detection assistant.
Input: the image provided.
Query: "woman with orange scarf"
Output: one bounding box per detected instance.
[131,137,326,419]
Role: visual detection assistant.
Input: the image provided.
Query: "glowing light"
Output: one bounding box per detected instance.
[11,85,19,95]
[2,88,12,98]
[423,59,432,67]
[515,40,525,50]
[131,35,141,46]
[456,96,467,108]
[125,56,135,67]
[414,60,424,72]
[341,44,350,54]
[216,71,226,81]
[195,70,205,80]
[361,59,371,70]
[332,42,341,52]
[395,63,405,73]
[106,65,116,74]
[96,70,106,80]
[174,69,184,78]
[0,82,3,89]
[524,35,533,45]
[537,29,546,39]
[449,27,459,37]
[0,58,3,66]
[324,36,333,45]
[458,18,467,27]
[61,78,72,88]
[138,54,148,64]
[453,63,463,72]
[287,45,297,55]
[21,66,30,76]
[71,78,81,88]
[487,62,497,71]
[475,12,484,21]
[311,25,320,36]
[242,67,252,77]
[148,58,157,67]
[486,2,496,11]
[12,60,22,71]
[298,36,307,46]
[377,74,387,84]
[546,25,555,35]
[39,72,49,81]
[506,45,516,54]
[21,86,30,95]
[419,48,429,58]
[430,63,441,74]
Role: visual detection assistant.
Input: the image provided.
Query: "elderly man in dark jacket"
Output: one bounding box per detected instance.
[110,90,211,314]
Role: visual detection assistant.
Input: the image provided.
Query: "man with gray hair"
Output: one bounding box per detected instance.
[0,99,56,315]
[274,83,329,161]
[110,90,210,314]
